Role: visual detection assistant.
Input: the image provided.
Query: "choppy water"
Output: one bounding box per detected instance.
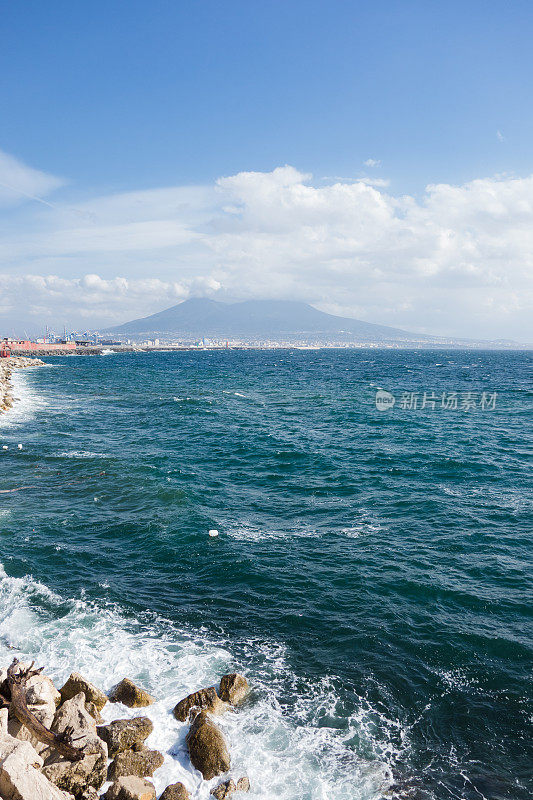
[0,350,531,800]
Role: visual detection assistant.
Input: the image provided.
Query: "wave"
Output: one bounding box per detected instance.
[0,563,396,799]
[0,370,47,430]
[57,451,111,459]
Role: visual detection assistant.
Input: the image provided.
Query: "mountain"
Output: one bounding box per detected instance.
[105,298,432,343]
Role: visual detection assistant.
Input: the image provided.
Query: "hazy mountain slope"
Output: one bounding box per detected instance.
[106,298,427,341]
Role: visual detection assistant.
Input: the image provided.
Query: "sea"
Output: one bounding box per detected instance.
[0,349,531,800]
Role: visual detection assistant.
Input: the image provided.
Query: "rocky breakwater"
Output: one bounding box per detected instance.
[0,356,44,413]
[0,658,251,800]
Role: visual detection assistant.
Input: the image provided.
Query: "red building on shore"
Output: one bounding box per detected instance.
[1,338,77,356]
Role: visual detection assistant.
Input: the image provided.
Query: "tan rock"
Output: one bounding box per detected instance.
[51,692,97,744]
[108,746,164,780]
[209,775,250,798]
[218,674,249,705]
[59,673,107,713]
[84,701,104,724]
[79,790,99,800]
[42,693,108,796]
[159,783,191,800]
[102,775,156,800]
[42,746,107,799]
[173,686,228,722]
[109,679,155,708]
[211,778,236,799]
[0,711,71,800]
[186,711,230,780]
[97,717,153,757]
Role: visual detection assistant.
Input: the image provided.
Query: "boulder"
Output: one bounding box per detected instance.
[84,702,104,724]
[159,783,191,800]
[79,789,99,800]
[97,717,154,757]
[42,746,107,799]
[50,692,97,743]
[42,693,108,796]
[210,776,250,797]
[102,776,156,800]
[211,779,236,799]
[59,673,107,713]
[108,746,164,780]
[109,679,155,708]
[24,672,61,711]
[218,674,249,706]
[0,710,72,800]
[186,711,230,780]
[173,687,227,722]
[8,670,62,755]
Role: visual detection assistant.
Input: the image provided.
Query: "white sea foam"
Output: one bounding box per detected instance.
[0,370,47,430]
[58,451,110,458]
[228,512,381,544]
[0,563,397,799]
[226,523,319,542]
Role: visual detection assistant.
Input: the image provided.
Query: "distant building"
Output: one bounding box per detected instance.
[2,337,76,353]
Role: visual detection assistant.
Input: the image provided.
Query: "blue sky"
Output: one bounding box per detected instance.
[1,1,532,339]
[2,0,532,193]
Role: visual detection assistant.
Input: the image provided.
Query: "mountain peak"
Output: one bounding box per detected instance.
[106,297,421,342]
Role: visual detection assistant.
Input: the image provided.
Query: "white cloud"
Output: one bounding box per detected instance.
[363,158,381,167]
[0,149,65,208]
[496,130,505,142]
[1,158,532,340]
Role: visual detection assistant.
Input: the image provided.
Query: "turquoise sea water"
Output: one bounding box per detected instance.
[0,350,531,800]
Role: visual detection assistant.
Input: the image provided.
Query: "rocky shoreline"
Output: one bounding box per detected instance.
[0,660,251,800]
[0,356,45,413]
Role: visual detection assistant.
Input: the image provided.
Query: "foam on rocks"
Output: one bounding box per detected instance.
[0,656,253,800]
[0,357,45,417]
[0,564,396,800]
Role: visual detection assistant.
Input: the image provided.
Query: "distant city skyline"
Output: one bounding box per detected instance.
[1,1,532,341]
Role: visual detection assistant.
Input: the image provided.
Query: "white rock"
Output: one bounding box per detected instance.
[24,673,61,711]
[0,708,8,737]
[0,710,72,800]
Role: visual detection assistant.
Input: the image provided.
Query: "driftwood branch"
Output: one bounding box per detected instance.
[7,658,85,761]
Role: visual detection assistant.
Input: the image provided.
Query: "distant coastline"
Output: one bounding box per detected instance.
[4,341,532,358]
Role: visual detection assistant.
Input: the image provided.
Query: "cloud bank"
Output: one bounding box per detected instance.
[1,151,532,340]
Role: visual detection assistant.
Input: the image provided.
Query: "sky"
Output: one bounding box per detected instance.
[1,0,532,340]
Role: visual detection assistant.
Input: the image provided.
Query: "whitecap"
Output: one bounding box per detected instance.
[0,563,397,800]
[58,451,110,458]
